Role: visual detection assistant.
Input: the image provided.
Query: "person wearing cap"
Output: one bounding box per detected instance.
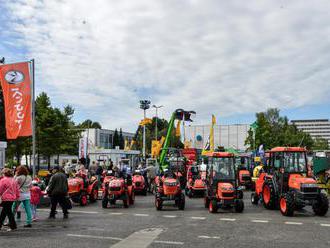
[46,166,69,219]
[30,180,43,221]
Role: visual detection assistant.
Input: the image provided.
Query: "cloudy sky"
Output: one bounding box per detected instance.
[1,0,330,132]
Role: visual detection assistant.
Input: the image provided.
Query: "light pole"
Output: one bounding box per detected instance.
[152,105,163,140]
[140,100,151,161]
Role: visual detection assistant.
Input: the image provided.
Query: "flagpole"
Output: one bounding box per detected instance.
[31,59,36,178]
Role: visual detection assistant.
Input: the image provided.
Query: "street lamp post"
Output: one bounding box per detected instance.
[140,100,151,161]
[152,105,163,140]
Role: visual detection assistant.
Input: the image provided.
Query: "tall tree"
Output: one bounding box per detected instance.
[78,119,102,129]
[113,129,119,148]
[119,128,124,149]
[312,138,329,150]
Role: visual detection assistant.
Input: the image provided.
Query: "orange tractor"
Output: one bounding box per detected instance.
[102,172,135,208]
[132,170,147,195]
[251,147,329,216]
[155,168,185,211]
[68,173,99,206]
[204,152,244,213]
[185,165,206,198]
[237,154,253,190]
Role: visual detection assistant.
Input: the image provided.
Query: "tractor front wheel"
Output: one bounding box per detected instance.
[204,196,210,208]
[209,199,218,213]
[155,198,163,211]
[251,192,259,205]
[102,196,108,208]
[90,187,98,203]
[129,191,135,205]
[178,194,185,210]
[313,193,329,216]
[279,193,294,217]
[234,199,244,213]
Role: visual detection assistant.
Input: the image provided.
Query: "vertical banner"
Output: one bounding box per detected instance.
[78,136,88,159]
[0,62,32,139]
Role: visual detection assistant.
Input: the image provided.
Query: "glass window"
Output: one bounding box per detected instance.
[211,157,235,180]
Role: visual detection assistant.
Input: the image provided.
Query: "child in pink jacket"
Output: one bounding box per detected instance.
[0,168,20,231]
[30,181,43,221]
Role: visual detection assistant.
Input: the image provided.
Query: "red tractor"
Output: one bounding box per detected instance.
[68,174,99,206]
[185,165,206,198]
[155,168,185,211]
[204,152,244,213]
[237,155,253,190]
[102,174,135,208]
[132,170,147,195]
[251,147,329,216]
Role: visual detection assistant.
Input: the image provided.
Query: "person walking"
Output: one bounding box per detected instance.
[0,168,20,231]
[12,166,33,228]
[46,166,69,219]
[30,180,43,221]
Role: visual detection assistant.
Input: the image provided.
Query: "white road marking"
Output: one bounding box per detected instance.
[39,209,99,214]
[154,240,184,245]
[320,223,330,227]
[285,222,303,225]
[88,228,105,231]
[134,213,149,217]
[111,228,163,248]
[198,236,220,239]
[251,219,269,223]
[163,215,177,218]
[220,218,236,221]
[191,217,206,220]
[109,212,123,215]
[67,234,122,241]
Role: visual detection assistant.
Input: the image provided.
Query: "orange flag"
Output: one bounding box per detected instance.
[0,62,32,139]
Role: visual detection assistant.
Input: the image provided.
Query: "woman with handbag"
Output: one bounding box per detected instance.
[0,168,20,231]
[12,166,33,228]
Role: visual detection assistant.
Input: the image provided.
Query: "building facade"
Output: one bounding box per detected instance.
[184,124,250,151]
[82,128,135,150]
[291,119,330,146]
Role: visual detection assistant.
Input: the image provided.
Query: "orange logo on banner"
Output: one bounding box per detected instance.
[0,62,32,139]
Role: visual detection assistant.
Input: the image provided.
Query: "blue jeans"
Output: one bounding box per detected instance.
[12,199,32,225]
[31,204,37,219]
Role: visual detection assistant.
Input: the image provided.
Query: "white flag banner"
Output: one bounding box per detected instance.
[78,137,88,159]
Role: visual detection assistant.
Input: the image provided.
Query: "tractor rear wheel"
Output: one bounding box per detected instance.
[155,198,163,211]
[89,187,98,203]
[209,199,218,213]
[80,192,88,206]
[234,199,244,213]
[313,193,329,216]
[279,193,294,217]
[178,194,185,210]
[129,191,135,205]
[262,182,277,210]
[102,196,108,208]
[204,196,210,208]
[251,192,259,205]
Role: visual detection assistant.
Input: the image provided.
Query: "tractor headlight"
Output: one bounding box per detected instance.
[221,187,235,191]
[301,183,317,188]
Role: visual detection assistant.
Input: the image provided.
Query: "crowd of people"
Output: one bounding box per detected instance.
[0,165,69,232]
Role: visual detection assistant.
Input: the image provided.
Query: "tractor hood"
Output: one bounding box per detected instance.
[218,182,235,191]
[289,174,317,190]
[133,175,144,183]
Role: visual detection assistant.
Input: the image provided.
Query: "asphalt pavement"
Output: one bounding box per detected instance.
[0,191,329,248]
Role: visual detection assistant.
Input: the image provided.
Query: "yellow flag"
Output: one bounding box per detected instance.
[210,114,216,151]
[175,120,181,137]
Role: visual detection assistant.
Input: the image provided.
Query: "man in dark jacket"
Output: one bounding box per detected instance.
[47,166,69,219]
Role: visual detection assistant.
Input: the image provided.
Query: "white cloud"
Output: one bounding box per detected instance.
[2,0,330,131]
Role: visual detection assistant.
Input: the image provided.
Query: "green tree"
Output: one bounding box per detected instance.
[312,138,329,150]
[245,108,314,151]
[78,119,102,129]
[119,128,124,149]
[113,129,119,148]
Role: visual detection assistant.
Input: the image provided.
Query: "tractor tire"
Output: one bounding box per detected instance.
[80,192,88,206]
[129,191,135,205]
[262,182,277,210]
[279,193,294,217]
[251,192,259,205]
[188,190,193,198]
[178,194,185,210]
[102,197,108,209]
[143,188,147,196]
[234,199,244,213]
[237,190,244,199]
[89,187,98,203]
[313,193,329,216]
[155,198,163,211]
[209,199,218,213]
[110,199,116,205]
[204,196,210,208]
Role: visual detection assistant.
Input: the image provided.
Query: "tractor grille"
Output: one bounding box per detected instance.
[242,175,251,181]
[135,182,141,187]
[110,187,121,191]
[301,187,318,193]
[222,192,234,197]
